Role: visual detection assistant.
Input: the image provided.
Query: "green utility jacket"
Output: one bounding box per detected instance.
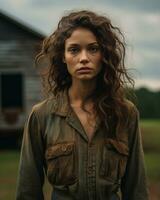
[16,90,149,200]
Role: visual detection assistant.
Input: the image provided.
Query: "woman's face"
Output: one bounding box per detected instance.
[64,27,103,81]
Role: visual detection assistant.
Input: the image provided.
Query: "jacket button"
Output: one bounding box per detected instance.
[67,145,73,151]
[62,145,67,151]
[88,166,93,174]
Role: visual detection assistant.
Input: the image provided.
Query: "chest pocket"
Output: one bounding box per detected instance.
[45,142,77,186]
[100,138,129,182]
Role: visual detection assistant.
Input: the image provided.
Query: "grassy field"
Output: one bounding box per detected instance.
[0,119,160,200]
[141,120,160,181]
[141,120,160,152]
[0,151,19,200]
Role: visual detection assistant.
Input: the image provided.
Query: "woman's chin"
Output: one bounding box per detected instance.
[75,74,97,81]
[78,76,96,81]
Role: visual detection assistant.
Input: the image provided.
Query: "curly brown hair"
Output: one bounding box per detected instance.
[36,10,135,135]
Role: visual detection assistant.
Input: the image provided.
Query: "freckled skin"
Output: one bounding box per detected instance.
[64,27,103,82]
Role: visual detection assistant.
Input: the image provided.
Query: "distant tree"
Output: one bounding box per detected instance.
[154,91,160,118]
[134,87,160,119]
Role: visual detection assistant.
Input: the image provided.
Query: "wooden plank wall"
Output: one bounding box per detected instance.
[0,40,43,130]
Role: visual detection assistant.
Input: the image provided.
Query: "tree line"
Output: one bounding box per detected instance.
[131,87,160,119]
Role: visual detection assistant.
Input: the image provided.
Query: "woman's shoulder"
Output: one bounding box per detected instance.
[125,99,139,115]
[123,99,140,127]
[123,99,141,134]
[29,89,69,120]
[31,96,57,118]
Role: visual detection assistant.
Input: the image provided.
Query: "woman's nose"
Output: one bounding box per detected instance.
[79,50,89,64]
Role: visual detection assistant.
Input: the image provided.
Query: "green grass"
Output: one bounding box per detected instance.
[0,150,19,200]
[141,119,160,125]
[140,119,160,152]
[144,153,160,181]
[140,120,160,181]
[0,150,52,200]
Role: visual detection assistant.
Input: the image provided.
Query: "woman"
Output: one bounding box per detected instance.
[16,10,149,200]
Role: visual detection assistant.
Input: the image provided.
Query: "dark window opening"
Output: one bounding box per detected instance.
[1,73,23,110]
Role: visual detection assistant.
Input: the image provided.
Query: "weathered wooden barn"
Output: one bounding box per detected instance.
[0,11,45,146]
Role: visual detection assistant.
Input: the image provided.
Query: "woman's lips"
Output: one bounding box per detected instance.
[76,67,93,73]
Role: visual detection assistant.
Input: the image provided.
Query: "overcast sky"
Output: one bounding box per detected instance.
[0,0,160,90]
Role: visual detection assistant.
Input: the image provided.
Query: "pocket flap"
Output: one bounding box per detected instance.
[46,142,74,160]
[105,139,129,156]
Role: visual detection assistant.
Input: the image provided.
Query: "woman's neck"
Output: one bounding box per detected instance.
[68,79,96,107]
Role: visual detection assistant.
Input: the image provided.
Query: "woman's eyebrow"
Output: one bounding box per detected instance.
[67,42,99,47]
[67,43,80,46]
[87,42,99,46]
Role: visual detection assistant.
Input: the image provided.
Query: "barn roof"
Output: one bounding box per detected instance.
[0,10,45,40]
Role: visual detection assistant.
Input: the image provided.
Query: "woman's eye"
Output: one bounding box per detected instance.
[68,47,79,54]
[88,46,100,53]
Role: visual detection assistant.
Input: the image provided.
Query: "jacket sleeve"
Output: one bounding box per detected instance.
[121,106,149,200]
[16,107,45,200]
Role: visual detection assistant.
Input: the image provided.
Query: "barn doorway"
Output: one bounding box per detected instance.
[1,73,23,110]
[0,73,24,124]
